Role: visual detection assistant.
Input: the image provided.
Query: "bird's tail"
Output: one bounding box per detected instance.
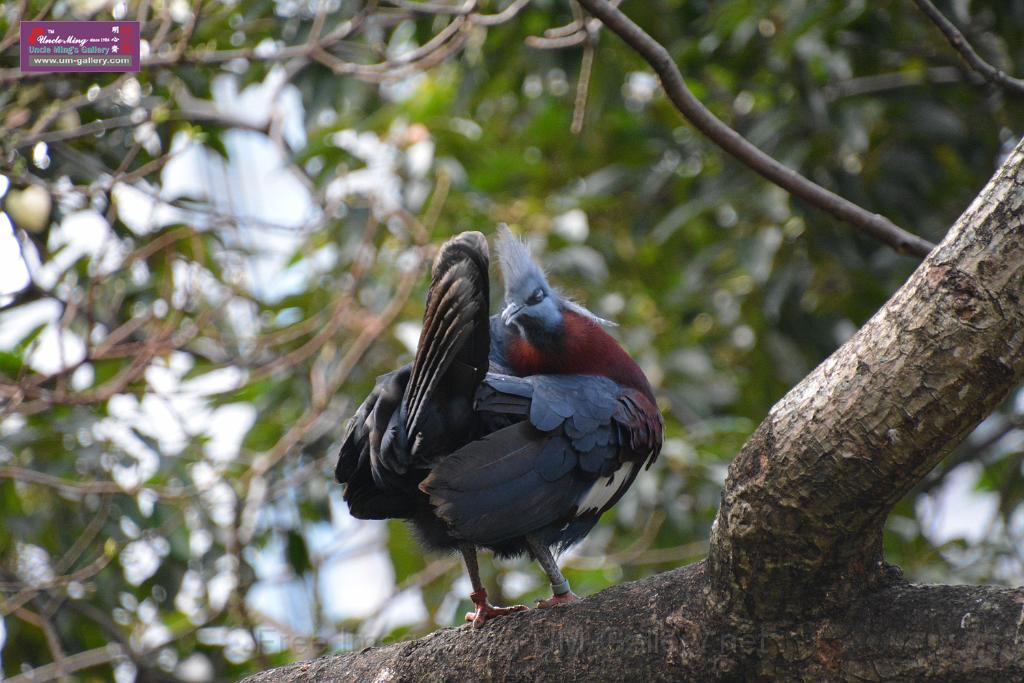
[398,231,491,465]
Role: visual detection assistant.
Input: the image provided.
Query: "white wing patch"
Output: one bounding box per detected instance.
[577,463,639,515]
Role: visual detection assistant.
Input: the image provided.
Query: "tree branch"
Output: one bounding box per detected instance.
[758,581,1024,679]
[823,66,967,102]
[709,136,1024,618]
[4,644,127,683]
[239,561,1024,681]
[912,0,1024,96]
[574,0,936,259]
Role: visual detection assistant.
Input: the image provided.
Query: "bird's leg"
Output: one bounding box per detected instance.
[461,544,527,628]
[526,536,580,608]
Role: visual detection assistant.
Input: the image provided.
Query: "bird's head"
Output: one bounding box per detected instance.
[495,225,563,340]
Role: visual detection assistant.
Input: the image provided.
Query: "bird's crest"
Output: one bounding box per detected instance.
[495,224,549,296]
[495,224,614,327]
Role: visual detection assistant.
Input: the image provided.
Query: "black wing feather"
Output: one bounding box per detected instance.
[334,231,491,518]
[402,232,490,464]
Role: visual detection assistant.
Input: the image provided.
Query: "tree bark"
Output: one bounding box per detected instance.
[710,135,1024,622]
[242,138,1024,681]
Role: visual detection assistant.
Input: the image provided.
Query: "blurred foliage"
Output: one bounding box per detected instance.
[1,0,1024,680]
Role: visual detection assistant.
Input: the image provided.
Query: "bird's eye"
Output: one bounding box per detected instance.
[526,288,545,305]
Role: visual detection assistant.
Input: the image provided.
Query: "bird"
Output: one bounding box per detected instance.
[335,226,663,627]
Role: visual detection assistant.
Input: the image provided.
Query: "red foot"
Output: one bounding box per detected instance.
[536,591,580,609]
[464,589,527,629]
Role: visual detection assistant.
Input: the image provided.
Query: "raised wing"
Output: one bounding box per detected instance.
[401,231,490,465]
[420,374,663,548]
[335,231,492,519]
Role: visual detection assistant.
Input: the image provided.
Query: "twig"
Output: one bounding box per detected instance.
[526,31,589,49]
[14,104,275,150]
[12,606,68,676]
[823,66,966,102]
[0,0,28,51]
[572,33,595,134]
[383,0,530,24]
[311,9,474,82]
[0,0,28,53]
[574,0,936,258]
[525,0,619,48]
[2,645,125,683]
[148,5,174,53]
[1,551,113,616]
[0,467,122,496]
[0,308,202,417]
[912,0,1024,97]
[474,0,532,26]
[172,0,203,62]
[383,0,478,15]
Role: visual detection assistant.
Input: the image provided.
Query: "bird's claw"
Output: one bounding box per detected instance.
[536,591,580,609]
[464,603,528,629]
[465,589,527,628]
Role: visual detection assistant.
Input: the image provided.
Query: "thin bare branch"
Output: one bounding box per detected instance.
[172,0,203,62]
[823,65,966,101]
[574,0,936,258]
[3,644,125,683]
[912,0,1024,96]
[13,104,275,150]
[383,0,477,15]
[571,34,595,134]
[525,0,619,48]
[474,0,532,26]
[0,467,122,496]
[0,0,29,53]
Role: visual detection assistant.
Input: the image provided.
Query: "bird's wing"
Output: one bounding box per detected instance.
[400,231,491,466]
[334,231,492,518]
[613,388,663,470]
[335,366,419,519]
[419,421,589,544]
[420,374,662,546]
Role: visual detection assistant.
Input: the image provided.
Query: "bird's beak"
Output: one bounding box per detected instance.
[501,302,524,326]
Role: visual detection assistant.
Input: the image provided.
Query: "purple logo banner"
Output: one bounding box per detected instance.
[20,21,140,73]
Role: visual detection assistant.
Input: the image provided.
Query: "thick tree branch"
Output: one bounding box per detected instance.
[575,0,936,259]
[913,0,1024,96]
[756,581,1024,680]
[709,136,1024,618]
[240,561,1024,681]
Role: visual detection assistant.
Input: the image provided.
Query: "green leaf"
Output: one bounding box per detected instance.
[387,520,426,584]
[286,530,312,575]
[0,349,22,377]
